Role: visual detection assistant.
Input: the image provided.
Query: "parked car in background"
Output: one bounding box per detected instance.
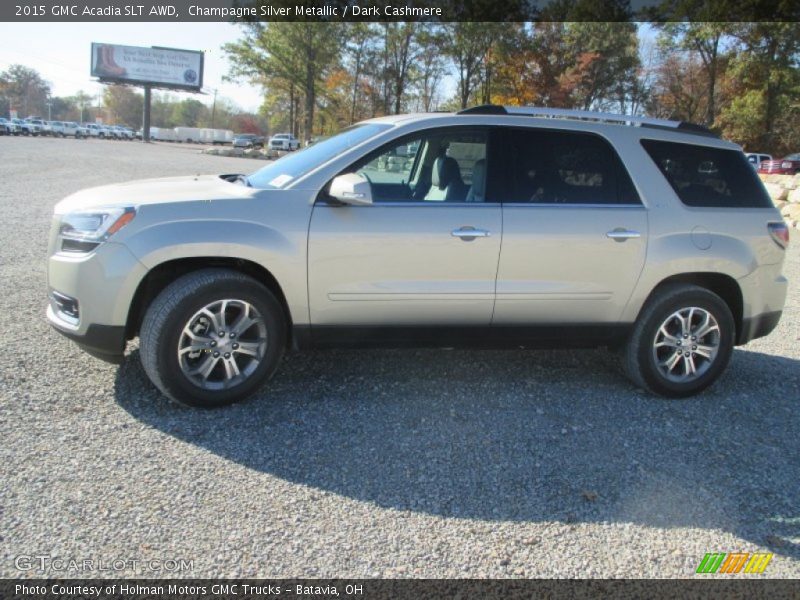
[82,123,102,138]
[745,153,772,170]
[25,118,50,136]
[64,122,88,138]
[111,125,134,140]
[13,118,41,135]
[269,133,300,151]
[232,133,265,148]
[46,106,788,407]
[50,121,66,136]
[0,117,20,135]
[758,153,800,175]
[99,124,116,139]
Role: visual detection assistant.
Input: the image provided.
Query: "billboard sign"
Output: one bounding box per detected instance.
[91,43,203,91]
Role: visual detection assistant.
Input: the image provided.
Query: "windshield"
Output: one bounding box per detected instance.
[247,123,391,189]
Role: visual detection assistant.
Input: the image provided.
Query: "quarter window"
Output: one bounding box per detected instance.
[641,139,773,208]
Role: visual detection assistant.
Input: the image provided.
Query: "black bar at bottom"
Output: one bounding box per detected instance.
[3,579,799,600]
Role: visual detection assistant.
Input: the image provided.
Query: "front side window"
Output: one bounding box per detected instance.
[345,127,489,203]
[247,123,390,189]
[493,128,641,205]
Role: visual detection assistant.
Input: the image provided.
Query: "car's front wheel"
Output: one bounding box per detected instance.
[140,269,287,408]
[622,283,734,398]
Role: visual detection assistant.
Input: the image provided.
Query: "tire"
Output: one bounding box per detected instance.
[622,283,734,398]
[140,269,287,408]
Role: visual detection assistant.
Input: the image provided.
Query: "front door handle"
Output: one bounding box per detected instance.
[452,226,491,241]
[606,228,641,242]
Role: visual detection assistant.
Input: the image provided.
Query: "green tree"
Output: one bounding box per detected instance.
[442,22,500,109]
[171,98,206,127]
[0,64,51,117]
[224,22,343,141]
[344,23,379,123]
[720,22,800,152]
[102,85,143,127]
[382,23,419,114]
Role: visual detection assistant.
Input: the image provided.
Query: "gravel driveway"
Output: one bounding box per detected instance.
[1,136,798,578]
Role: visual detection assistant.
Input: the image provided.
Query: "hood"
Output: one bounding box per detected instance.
[54,175,255,215]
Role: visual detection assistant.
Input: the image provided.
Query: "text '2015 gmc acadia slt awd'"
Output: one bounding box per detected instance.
[47,105,789,407]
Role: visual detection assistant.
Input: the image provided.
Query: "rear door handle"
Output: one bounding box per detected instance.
[606,228,641,242]
[452,227,491,240]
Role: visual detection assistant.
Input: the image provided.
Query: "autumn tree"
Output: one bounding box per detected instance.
[655,23,731,125]
[562,22,641,112]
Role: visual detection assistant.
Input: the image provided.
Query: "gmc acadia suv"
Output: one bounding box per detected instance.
[46,106,789,407]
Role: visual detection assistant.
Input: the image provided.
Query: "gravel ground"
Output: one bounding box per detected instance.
[1,136,798,579]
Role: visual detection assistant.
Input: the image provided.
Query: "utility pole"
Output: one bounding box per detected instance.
[46,100,52,121]
[210,88,218,129]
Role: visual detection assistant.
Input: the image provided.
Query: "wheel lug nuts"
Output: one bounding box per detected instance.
[232,343,239,349]
[692,345,697,350]
[684,352,690,357]
[230,332,236,338]
[218,331,225,337]
[210,341,216,347]
[213,351,220,357]
[224,352,231,359]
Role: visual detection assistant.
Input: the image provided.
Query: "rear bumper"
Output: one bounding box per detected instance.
[738,311,782,345]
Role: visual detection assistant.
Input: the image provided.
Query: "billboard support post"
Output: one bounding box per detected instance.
[142,85,151,143]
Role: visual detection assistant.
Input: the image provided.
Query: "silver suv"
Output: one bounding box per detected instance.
[47,106,789,407]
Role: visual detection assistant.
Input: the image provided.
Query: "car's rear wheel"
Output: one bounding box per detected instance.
[622,283,734,398]
[140,269,286,408]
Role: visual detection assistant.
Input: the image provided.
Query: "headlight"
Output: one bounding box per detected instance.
[781,161,793,169]
[59,207,136,252]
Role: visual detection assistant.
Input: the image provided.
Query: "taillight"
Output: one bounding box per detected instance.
[768,222,790,249]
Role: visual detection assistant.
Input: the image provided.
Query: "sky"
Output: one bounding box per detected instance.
[0,23,658,116]
[0,23,264,111]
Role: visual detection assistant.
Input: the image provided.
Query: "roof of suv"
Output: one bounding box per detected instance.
[364,105,738,150]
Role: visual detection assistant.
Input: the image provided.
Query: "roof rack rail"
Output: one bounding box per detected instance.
[456,104,717,138]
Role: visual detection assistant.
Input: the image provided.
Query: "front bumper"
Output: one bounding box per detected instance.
[47,306,126,363]
[47,240,148,363]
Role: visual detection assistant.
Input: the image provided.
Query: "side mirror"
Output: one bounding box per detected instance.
[328,173,373,206]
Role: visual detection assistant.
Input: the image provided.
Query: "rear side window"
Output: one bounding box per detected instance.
[641,139,772,208]
[493,128,641,205]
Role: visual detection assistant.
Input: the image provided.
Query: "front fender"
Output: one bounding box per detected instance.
[124,219,308,326]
